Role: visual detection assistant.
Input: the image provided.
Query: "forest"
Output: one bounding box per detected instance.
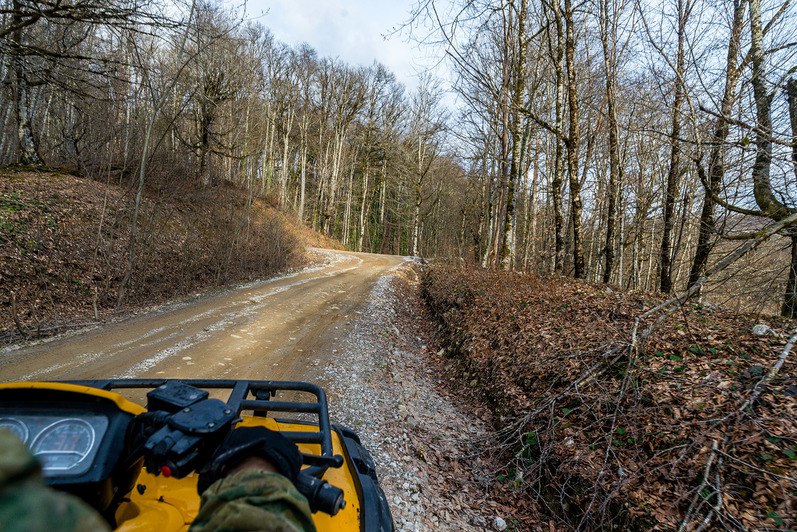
[405,0,797,317]
[1,1,796,529]
[0,0,795,314]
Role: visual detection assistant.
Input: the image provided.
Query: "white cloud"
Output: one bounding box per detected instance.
[243,0,433,89]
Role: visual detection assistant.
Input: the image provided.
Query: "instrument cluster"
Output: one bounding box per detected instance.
[0,412,109,476]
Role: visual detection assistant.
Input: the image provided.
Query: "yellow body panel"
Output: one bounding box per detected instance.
[0,381,146,415]
[115,479,192,532]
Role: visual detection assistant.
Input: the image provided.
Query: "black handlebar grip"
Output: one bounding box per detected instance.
[294,472,346,515]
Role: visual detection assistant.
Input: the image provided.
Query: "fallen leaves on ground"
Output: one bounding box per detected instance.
[422,265,796,530]
[1,170,305,341]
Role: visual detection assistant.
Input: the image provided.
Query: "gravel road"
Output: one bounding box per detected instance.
[320,267,504,532]
[0,249,403,382]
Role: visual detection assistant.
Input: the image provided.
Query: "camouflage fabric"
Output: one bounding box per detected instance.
[0,428,111,532]
[190,469,316,532]
[0,428,314,531]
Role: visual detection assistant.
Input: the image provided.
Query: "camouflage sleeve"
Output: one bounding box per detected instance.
[0,429,111,532]
[190,469,316,532]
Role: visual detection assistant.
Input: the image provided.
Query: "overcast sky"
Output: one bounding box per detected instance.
[244,0,438,90]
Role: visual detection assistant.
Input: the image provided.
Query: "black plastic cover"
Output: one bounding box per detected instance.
[0,387,139,515]
[168,398,235,434]
[147,381,208,413]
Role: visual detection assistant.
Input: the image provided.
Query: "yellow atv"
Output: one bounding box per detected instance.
[0,379,393,531]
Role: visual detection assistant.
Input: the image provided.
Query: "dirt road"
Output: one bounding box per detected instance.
[0,249,406,383]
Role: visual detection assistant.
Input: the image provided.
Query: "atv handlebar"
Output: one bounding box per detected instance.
[132,382,346,516]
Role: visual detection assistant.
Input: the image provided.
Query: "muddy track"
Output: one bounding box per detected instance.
[0,250,406,383]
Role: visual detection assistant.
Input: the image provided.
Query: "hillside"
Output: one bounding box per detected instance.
[0,170,336,342]
[421,265,796,530]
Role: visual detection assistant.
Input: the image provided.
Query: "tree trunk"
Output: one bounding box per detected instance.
[199,107,212,187]
[11,0,43,166]
[482,154,497,267]
[379,161,387,226]
[492,4,513,268]
[564,0,585,279]
[600,0,622,283]
[784,78,797,317]
[299,141,307,222]
[786,77,796,182]
[617,190,626,285]
[659,0,687,293]
[524,135,540,270]
[279,108,295,206]
[501,0,528,270]
[412,186,422,256]
[647,217,657,290]
[325,132,345,235]
[412,135,427,256]
[688,0,746,288]
[342,160,355,246]
[358,163,370,252]
[784,234,797,318]
[550,7,566,273]
[749,0,788,220]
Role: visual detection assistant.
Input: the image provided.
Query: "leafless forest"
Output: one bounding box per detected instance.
[405,0,797,316]
[1,0,796,315]
[1,2,796,529]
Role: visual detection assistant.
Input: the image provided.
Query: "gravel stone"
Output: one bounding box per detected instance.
[319,264,497,531]
[751,323,776,336]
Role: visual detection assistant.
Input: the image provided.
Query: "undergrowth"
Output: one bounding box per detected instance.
[422,265,796,530]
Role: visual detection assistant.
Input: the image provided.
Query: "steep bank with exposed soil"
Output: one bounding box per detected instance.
[1,170,336,342]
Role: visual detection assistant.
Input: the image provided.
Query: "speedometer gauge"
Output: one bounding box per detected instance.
[31,419,96,471]
[0,418,29,443]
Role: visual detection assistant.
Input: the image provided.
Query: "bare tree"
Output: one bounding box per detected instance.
[688,0,746,288]
[656,0,692,293]
[597,0,629,283]
[0,0,164,165]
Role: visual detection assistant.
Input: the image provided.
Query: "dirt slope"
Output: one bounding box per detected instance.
[1,170,311,341]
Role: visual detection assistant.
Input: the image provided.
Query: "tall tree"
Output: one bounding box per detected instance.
[501,0,529,270]
[658,0,690,293]
[408,78,445,256]
[597,0,626,283]
[687,0,746,288]
[748,0,795,315]
[564,0,585,278]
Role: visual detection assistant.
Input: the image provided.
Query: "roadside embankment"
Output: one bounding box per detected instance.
[422,264,796,530]
[1,170,313,342]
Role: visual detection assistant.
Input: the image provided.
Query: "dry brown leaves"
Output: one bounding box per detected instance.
[422,265,796,530]
[1,171,305,341]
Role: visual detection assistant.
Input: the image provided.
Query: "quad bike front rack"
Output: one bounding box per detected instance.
[65,379,343,477]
